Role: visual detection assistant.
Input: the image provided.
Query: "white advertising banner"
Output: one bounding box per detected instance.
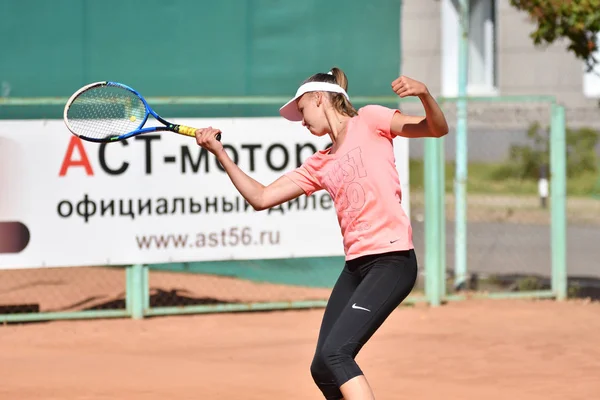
[0,117,410,269]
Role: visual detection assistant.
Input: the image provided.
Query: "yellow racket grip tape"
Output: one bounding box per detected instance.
[176,125,197,137]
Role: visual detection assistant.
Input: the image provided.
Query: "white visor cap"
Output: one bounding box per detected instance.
[279,82,350,122]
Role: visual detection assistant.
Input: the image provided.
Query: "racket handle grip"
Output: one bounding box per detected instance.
[175,125,222,142]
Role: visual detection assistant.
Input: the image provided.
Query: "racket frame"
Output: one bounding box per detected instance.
[63,81,219,143]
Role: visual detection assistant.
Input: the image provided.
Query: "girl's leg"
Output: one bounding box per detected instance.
[311,265,362,399]
[323,250,418,400]
[339,375,376,400]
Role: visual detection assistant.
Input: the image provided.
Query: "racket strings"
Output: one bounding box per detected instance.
[66,85,147,140]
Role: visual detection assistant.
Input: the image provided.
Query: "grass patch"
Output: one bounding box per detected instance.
[409,159,598,197]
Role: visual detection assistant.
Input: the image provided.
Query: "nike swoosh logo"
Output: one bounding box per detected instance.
[390,239,400,243]
[352,303,371,312]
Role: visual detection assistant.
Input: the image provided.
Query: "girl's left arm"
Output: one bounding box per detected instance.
[389,76,449,139]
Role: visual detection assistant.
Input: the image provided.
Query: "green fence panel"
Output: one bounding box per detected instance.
[1,0,401,119]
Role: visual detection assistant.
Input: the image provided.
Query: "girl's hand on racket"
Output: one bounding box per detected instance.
[391,76,429,98]
[195,127,223,155]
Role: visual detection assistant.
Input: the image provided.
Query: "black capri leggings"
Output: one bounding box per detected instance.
[310,249,418,399]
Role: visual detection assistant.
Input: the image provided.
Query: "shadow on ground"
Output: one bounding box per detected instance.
[449,271,600,301]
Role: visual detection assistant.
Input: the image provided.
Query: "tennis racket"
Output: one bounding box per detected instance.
[63,81,221,143]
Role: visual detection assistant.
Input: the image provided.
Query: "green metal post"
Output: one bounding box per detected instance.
[425,138,442,306]
[550,105,567,300]
[454,0,469,290]
[144,265,150,310]
[438,136,447,298]
[126,264,146,319]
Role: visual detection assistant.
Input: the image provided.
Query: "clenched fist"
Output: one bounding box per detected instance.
[391,76,429,98]
[195,127,223,155]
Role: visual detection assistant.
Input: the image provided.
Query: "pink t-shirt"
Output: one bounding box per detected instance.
[285,105,413,260]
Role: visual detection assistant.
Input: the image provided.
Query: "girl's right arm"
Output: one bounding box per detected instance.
[195,127,304,211]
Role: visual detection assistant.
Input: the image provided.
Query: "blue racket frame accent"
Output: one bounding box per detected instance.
[103,81,176,141]
[64,80,205,143]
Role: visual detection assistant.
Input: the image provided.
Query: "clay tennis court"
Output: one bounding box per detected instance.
[1,276,599,400]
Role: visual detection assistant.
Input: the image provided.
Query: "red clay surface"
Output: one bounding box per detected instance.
[1,298,599,400]
[0,267,333,312]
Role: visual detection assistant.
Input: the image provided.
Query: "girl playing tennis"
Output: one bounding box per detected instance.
[195,67,448,400]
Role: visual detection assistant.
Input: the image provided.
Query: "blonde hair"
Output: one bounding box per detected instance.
[303,67,358,118]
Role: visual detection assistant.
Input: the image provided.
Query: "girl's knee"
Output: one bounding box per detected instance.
[320,343,364,388]
[310,354,330,383]
[310,354,343,399]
